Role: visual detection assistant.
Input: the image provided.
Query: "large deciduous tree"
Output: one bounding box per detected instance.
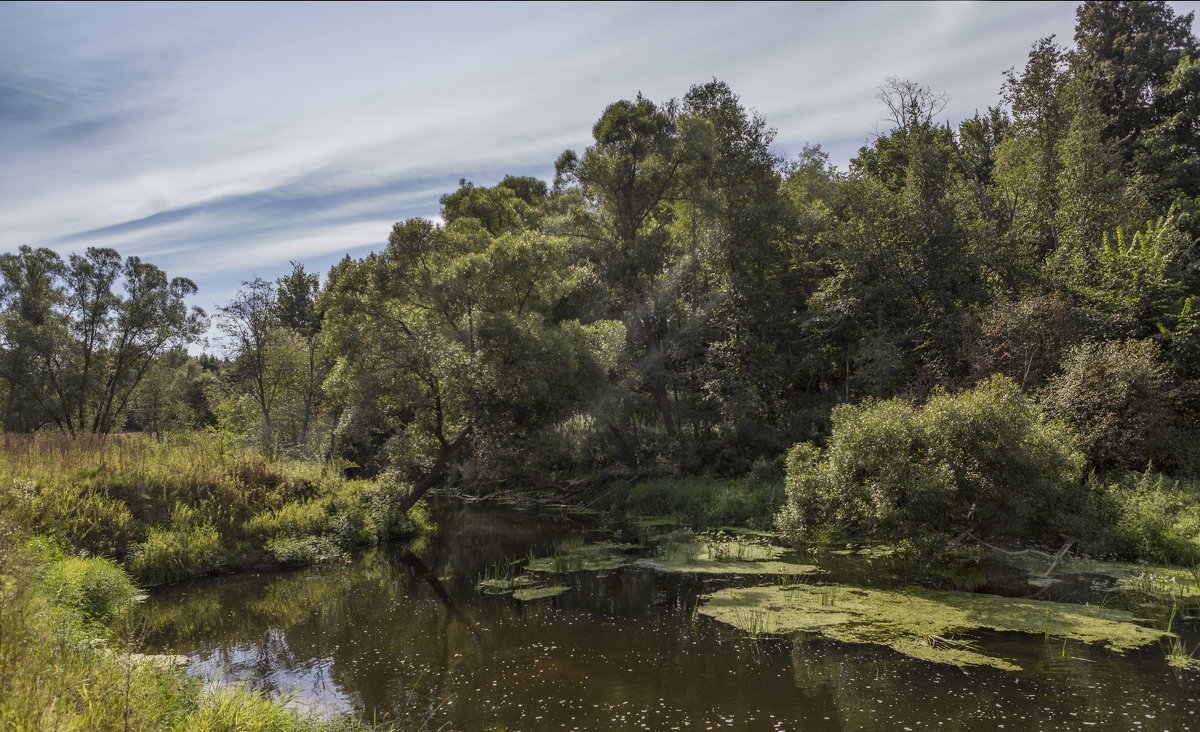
[0,246,206,433]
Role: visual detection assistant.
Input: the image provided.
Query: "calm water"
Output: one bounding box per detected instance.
[138,500,1199,731]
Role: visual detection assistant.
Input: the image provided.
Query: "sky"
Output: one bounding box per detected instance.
[3,1,1199,318]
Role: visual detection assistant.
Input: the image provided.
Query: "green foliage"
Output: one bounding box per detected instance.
[1041,339,1180,472]
[1063,210,1196,340]
[128,522,224,586]
[0,433,430,584]
[41,555,138,626]
[0,246,206,434]
[265,534,344,567]
[1074,472,1200,564]
[777,375,1084,546]
[603,476,784,529]
[0,529,384,731]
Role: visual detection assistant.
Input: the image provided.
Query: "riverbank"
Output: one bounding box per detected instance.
[0,520,391,731]
[0,432,430,585]
[0,432,431,731]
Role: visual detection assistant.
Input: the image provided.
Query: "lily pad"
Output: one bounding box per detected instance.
[698,583,1168,671]
[512,585,571,601]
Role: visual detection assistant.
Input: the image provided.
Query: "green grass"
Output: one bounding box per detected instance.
[0,523,393,731]
[0,432,431,585]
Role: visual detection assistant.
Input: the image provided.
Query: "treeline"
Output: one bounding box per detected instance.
[3,2,1199,516]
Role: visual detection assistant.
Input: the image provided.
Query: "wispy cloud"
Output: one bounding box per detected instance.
[3,0,1196,313]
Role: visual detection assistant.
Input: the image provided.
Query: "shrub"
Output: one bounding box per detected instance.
[127,523,224,586]
[777,375,1085,547]
[1076,472,1200,564]
[41,556,138,626]
[1041,339,1179,472]
[264,535,344,567]
[605,476,784,529]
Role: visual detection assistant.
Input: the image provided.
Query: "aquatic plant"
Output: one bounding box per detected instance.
[646,537,821,576]
[698,582,1168,671]
[511,585,571,601]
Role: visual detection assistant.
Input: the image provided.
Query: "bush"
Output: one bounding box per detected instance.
[127,523,224,586]
[604,476,784,529]
[777,375,1085,547]
[41,556,138,626]
[1075,472,1200,564]
[1041,339,1180,472]
[264,535,344,567]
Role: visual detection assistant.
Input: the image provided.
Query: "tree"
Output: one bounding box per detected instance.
[994,37,1070,255]
[275,262,324,451]
[323,214,603,510]
[1072,0,1198,163]
[218,278,285,453]
[0,246,206,433]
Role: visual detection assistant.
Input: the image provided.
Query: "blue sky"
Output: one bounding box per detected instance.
[3,1,1198,318]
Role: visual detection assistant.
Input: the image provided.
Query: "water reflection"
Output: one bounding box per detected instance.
[140,500,1200,730]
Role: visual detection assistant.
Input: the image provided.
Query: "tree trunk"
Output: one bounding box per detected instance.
[608,424,639,473]
[397,426,472,513]
[645,329,678,438]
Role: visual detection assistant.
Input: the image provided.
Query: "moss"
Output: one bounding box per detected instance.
[512,585,571,601]
[698,583,1167,670]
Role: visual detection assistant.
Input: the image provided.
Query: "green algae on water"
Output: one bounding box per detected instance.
[698,583,1168,671]
[1021,558,1200,599]
[524,542,635,574]
[646,539,821,576]
[477,575,538,594]
[512,585,571,601]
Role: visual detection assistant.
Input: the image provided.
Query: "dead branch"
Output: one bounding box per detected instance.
[964,532,1076,576]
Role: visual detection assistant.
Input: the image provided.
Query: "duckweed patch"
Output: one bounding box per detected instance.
[1017,559,1200,597]
[1032,559,1200,599]
[698,583,1167,670]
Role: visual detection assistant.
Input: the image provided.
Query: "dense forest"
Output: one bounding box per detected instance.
[3,1,1200,557]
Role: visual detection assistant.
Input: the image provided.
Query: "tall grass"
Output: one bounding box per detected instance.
[0,521,391,731]
[0,432,430,585]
